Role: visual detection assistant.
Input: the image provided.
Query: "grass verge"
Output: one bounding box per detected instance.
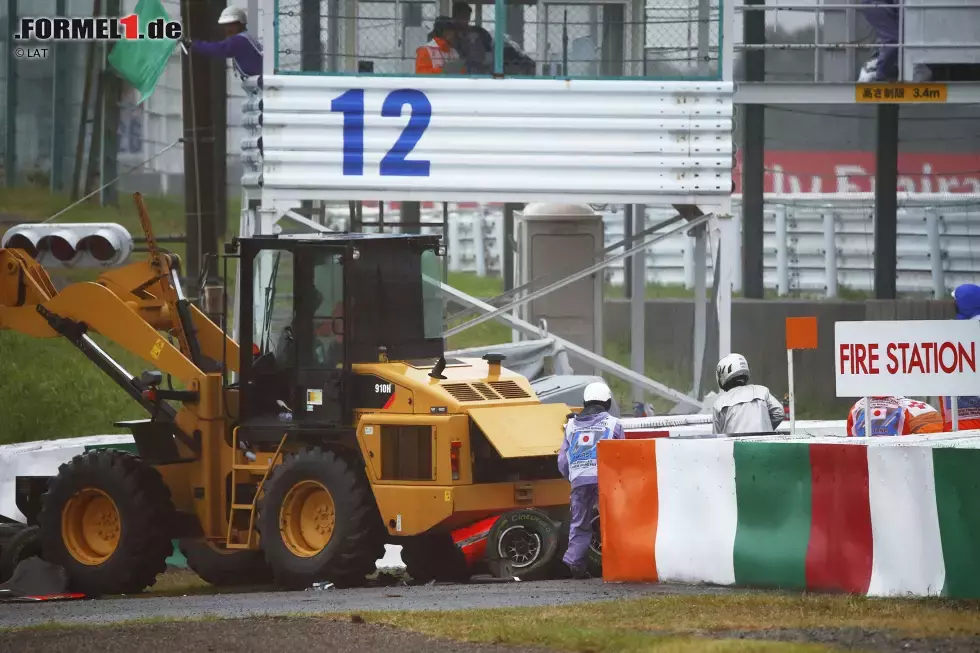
[366,593,980,652]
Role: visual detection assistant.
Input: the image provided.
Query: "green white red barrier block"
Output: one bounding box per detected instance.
[599,432,980,598]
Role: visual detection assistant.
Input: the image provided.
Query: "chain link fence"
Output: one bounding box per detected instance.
[274,0,722,79]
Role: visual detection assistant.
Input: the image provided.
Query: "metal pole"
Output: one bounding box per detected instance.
[494,0,505,75]
[775,204,788,296]
[631,205,646,404]
[445,212,714,338]
[442,202,449,281]
[4,0,17,187]
[926,209,945,298]
[709,214,736,361]
[787,349,796,435]
[623,204,633,298]
[692,223,707,398]
[474,210,486,277]
[327,0,339,72]
[503,203,521,291]
[697,0,711,76]
[84,49,105,198]
[742,0,765,299]
[300,0,322,230]
[301,0,324,71]
[72,0,101,199]
[864,396,871,437]
[50,0,67,192]
[952,397,960,431]
[100,0,121,206]
[182,0,221,295]
[824,211,838,298]
[874,104,899,299]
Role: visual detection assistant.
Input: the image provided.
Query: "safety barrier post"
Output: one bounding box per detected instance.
[775,205,789,296]
[785,316,818,435]
[824,211,838,298]
[926,209,945,299]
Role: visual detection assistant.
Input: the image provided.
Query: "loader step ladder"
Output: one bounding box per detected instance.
[225,428,288,550]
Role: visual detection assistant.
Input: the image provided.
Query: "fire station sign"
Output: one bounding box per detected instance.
[835,320,980,397]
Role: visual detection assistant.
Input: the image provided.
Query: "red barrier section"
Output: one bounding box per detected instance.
[805,443,874,594]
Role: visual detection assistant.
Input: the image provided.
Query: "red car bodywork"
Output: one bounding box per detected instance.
[450,515,500,568]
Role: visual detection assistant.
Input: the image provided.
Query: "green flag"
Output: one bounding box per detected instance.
[107,0,178,104]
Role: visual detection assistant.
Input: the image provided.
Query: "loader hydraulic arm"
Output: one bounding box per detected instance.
[0,193,239,408]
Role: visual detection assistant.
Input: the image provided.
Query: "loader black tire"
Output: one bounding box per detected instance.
[37,449,176,596]
[486,508,559,581]
[401,533,470,584]
[257,447,385,590]
[178,538,273,587]
[0,525,42,583]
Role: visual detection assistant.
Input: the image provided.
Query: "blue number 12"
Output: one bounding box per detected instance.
[330,89,432,177]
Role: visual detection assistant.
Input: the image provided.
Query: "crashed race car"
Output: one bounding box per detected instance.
[442,507,602,581]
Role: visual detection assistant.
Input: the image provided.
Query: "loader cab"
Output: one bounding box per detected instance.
[236,233,445,441]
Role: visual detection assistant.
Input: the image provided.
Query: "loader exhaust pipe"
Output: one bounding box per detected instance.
[429,355,448,380]
[483,353,505,377]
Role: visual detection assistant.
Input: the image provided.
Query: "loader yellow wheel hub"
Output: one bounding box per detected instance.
[279,480,335,558]
[61,488,121,565]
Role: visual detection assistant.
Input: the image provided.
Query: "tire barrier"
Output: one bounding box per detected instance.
[598,433,980,598]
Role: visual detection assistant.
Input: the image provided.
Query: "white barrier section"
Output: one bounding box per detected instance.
[0,435,133,522]
[866,446,946,596]
[654,438,738,585]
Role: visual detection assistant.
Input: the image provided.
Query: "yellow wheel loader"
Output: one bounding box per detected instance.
[0,195,572,594]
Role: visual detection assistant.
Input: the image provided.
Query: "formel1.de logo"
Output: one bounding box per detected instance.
[14,15,182,41]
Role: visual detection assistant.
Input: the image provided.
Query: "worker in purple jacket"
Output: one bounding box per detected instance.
[187,6,263,84]
[557,381,624,579]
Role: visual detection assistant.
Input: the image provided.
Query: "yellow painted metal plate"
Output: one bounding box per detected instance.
[855,83,947,103]
[467,403,568,458]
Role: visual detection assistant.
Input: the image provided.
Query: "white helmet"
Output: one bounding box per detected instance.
[218,6,247,25]
[716,353,750,389]
[583,381,612,404]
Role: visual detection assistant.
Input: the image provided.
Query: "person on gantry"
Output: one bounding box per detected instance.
[711,353,784,435]
[847,396,943,437]
[557,381,623,579]
[939,283,980,432]
[186,6,263,86]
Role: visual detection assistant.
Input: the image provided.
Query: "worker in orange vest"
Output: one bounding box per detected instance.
[416,16,463,74]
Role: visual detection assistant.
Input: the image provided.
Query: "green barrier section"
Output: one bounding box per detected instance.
[733,441,812,589]
[933,448,980,599]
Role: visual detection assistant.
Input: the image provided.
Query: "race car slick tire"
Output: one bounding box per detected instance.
[0,525,42,583]
[256,447,386,590]
[401,533,470,584]
[178,538,274,587]
[37,449,176,596]
[587,511,602,577]
[486,508,559,581]
[552,509,602,579]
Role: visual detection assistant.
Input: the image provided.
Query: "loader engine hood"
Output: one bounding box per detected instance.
[352,356,569,458]
[466,403,569,458]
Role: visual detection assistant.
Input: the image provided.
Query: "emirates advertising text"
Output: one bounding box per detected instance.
[835,320,980,398]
